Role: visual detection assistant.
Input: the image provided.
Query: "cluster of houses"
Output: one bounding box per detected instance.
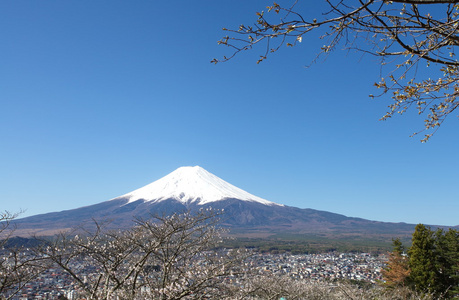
[246,252,385,282]
[6,251,387,299]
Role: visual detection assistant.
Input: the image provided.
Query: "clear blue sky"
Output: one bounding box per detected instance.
[1,1,457,226]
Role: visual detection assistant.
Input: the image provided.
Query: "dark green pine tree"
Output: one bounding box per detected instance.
[392,237,405,255]
[408,224,438,294]
[435,228,459,298]
[445,229,459,297]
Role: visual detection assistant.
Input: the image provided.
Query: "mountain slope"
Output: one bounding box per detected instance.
[10,166,416,238]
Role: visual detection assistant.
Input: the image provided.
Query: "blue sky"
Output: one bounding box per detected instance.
[1,1,458,226]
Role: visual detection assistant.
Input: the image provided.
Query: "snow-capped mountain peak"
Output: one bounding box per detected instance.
[113,166,281,206]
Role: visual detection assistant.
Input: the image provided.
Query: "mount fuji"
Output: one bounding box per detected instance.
[11,166,416,238]
[114,166,280,206]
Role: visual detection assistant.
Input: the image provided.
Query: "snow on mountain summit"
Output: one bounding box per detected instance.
[113,166,281,206]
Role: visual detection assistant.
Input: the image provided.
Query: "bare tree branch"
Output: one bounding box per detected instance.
[215,0,459,141]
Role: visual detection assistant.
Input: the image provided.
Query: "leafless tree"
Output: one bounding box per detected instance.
[39,209,250,299]
[0,211,48,300]
[214,0,459,141]
[231,274,436,299]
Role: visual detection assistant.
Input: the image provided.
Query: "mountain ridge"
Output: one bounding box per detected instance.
[6,166,430,239]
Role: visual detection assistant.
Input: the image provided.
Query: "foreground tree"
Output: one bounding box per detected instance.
[408,224,459,297]
[234,273,436,300]
[433,228,459,297]
[40,209,249,300]
[382,238,410,288]
[0,211,47,299]
[214,0,459,141]
[409,224,439,294]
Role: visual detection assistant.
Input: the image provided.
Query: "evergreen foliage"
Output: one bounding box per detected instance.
[409,224,438,293]
[384,224,459,298]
